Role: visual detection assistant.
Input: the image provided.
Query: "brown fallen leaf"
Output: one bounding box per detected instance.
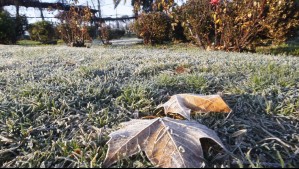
[157,94,231,120]
[103,117,227,168]
[175,66,191,74]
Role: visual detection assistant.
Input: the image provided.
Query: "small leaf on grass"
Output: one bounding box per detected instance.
[157,94,232,120]
[231,129,247,138]
[0,135,14,143]
[103,117,227,168]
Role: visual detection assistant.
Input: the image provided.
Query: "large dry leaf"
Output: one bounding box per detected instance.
[157,94,231,120]
[103,117,227,168]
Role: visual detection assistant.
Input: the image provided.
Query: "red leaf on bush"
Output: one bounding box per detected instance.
[210,0,220,5]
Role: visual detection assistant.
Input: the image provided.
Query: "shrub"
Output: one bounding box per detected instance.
[215,0,299,51]
[0,11,16,44]
[110,29,126,39]
[87,26,97,39]
[170,21,188,43]
[98,23,111,45]
[171,0,213,48]
[56,6,92,47]
[15,15,28,40]
[259,0,299,45]
[98,25,125,44]
[131,12,171,44]
[28,21,55,43]
[214,0,269,51]
[171,0,299,52]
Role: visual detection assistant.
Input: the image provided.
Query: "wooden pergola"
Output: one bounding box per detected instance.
[0,0,137,30]
[0,0,99,20]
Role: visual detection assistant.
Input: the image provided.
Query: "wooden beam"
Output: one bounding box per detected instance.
[0,0,98,13]
[10,16,137,22]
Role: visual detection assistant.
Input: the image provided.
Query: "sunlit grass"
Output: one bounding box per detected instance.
[16,40,42,46]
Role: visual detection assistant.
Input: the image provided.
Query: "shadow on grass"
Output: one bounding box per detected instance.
[194,93,299,168]
[256,44,299,56]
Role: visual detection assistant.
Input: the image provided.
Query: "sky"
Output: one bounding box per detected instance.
[4,0,134,23]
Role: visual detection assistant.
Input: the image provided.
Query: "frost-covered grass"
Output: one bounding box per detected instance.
[0,45,298,168]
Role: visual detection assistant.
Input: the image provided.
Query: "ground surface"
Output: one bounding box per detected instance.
[0,45,298,167]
